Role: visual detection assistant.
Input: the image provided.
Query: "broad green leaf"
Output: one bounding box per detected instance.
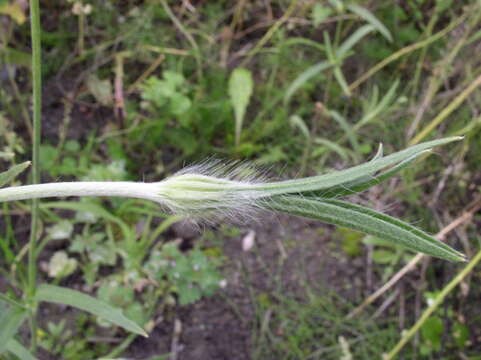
[347,3,392,42]
[6,339,38,360]
[0,162,31,188]
[0,306,28,353]
[35,284,148,337]
[265,196,465,262]
[284,61,332,105]
[228,68,254,146]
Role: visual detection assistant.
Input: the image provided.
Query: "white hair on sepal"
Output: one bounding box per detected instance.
[175,157,270,184]
[154,158,273,224]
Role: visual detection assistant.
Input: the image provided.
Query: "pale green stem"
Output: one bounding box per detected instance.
[28,0,41,352]
[0,182,163,203]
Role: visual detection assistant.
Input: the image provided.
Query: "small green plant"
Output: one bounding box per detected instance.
[145,242,223,305]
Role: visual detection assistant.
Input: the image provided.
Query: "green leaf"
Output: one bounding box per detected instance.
[41,201,134,242]
[86,74,113,106]
[2,47,32,67]
[337,24,375,58]
[0,162,31,188]
[347,3,392,42]
[228,67,254,146]
[311,4,333,26]
[284,61,332,104]
[0,306,28,353]
[5,339,38,360]
[421,316,443,351]
[265,196,465,262]
[35,284,148,337]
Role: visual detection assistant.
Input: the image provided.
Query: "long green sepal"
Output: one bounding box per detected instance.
[308,150,430,198]
[264,196,465,262]
[245,136,462,196]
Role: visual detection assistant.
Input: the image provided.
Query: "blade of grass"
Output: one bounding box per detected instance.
[336,24,375,58]
[284,61,332,105]
[28,0,42,352]
[349,14,466,91]
[35,284,148,337]
[6,339,38,360]
[384,246,481,359]
[0,162,31,188]
[409,73,481,145]
[0,307,28,353]
[346,3,392,42]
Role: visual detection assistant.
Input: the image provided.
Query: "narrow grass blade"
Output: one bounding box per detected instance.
[6,339,38,360]
[265,196,465,262]
[0,307,28,353]
[0,161,31,188]
[36,284,148,337]
[337,24,375,58]
[355,79,399,130]
[347,4,392,42]
[329,110,359,155]
[313,137,351,161]
[284,61,332,104]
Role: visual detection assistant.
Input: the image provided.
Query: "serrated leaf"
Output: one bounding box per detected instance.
[265,196,465,262]
[0,306,28,353]
[35,284,148,337]
[5,339,38,360]
[228,68,253,146]
[0,161,31,188]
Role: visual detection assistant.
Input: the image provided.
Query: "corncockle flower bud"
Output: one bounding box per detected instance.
[0,137,467,261]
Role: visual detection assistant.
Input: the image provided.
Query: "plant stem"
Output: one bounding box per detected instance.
[0,182,163,203]
[384,248,481,359]
[28,0,41,351]
[409,72,481,145]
